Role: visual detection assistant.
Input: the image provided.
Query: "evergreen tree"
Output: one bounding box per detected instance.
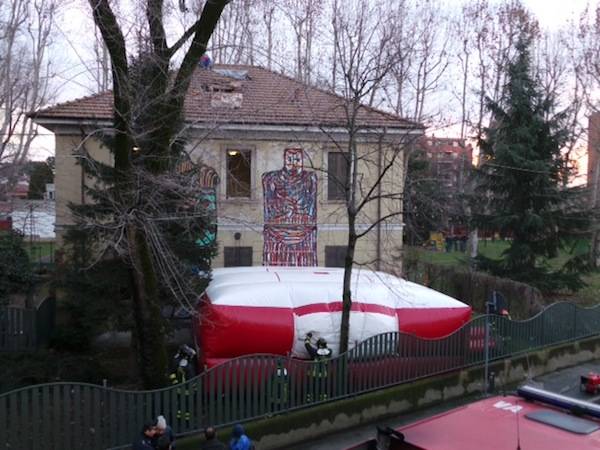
[27,160,54,199]
[473,35,589,292]
[79,0,227,388]
[62,136,217,385]
[403,148,446,246]
[0,231,32,305]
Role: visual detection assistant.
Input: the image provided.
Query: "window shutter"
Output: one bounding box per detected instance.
[328,152,348,201]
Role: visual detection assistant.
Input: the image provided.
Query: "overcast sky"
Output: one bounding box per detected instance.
[30,0,599,163]
[525,0,591,26]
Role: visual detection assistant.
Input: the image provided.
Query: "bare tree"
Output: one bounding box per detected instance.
[207,0,255,64]
[535,27,587,186]
[259,0,276,69]
[381,0,450,125]
[483,1,539,134]
[279,0,322,84]
[323,0,421,354]
[86,0,229,388]
[409,1,450,124]
[0,0,57,168]
[92,26,111,92]
[453,1,480,140]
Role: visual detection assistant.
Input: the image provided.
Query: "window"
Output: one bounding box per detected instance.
[325,246,347,268]
[226,149,252,198]
[327,152,349,201]
[224,246,253,267]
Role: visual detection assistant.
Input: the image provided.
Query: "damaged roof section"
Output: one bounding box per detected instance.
[33,64,421,131]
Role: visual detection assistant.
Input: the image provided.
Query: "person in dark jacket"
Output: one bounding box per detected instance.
[153,415,176,449]
[132,422,156,450]
[200,427,226,450]
[229,424,252,450]
[169,345,197,422]
[304,333,332,361]
[304,333,332,402]
[156,435,172,450]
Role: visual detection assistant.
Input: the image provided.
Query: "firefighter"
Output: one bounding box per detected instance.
[169,344,196,422]
[304,333,332,402]
[270,358,289,410]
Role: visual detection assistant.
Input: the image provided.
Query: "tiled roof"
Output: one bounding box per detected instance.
[32,64,420,130]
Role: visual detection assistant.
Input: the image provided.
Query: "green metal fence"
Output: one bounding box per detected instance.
[1,301,599,450]
[0,297,55,352]
[0,307,37,351]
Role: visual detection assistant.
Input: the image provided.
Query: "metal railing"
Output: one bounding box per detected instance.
[0,297,55,352]
[0,307,36,351]
[1,301,599,450]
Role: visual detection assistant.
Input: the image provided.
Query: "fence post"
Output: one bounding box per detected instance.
[573,304,578,339]
[484,310,491,394]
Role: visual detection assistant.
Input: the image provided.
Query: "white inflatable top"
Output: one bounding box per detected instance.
[206,266,466,310]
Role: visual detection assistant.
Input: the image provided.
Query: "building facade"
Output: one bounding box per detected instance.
[421,136,473,233]
[588,112,600,207]
[33,65,422,271]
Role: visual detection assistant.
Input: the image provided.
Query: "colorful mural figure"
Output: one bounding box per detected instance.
[195,164,219,247]
[177,159,219,247]
[262,148,318,266]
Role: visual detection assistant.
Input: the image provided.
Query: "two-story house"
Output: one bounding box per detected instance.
[32,64,422,271]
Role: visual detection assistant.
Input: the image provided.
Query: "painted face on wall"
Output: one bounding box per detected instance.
[284,148,303,173]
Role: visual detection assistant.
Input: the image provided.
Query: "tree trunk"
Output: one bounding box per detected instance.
[590,229,600,269]
[339,215,357,355]
[468,228,478,259]
[127,224,168,388]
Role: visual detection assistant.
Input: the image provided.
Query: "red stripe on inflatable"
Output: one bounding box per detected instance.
[197,299,472,368]
[199,304,294,361]
[293,302,396,317]
[397,307,472,338]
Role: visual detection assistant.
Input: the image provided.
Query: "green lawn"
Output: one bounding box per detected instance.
[410,240,509,267]
[409,240,600,304]
[23,241,55,263]
[413,239,590,268]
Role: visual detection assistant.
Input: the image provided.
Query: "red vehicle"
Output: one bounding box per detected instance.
[581,373,600,395]
[347,387,600,450]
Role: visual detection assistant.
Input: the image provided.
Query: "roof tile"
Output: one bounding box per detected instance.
[33,64,420,130]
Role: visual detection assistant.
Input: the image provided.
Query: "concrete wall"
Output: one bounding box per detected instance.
[54,131,405,270]
[176,335,600,450]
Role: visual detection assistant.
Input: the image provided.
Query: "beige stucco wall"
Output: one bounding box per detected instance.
[54,134,113,246]
[53,130,406,271]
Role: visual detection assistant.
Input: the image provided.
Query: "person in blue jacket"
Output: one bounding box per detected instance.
[229,424,252,450]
